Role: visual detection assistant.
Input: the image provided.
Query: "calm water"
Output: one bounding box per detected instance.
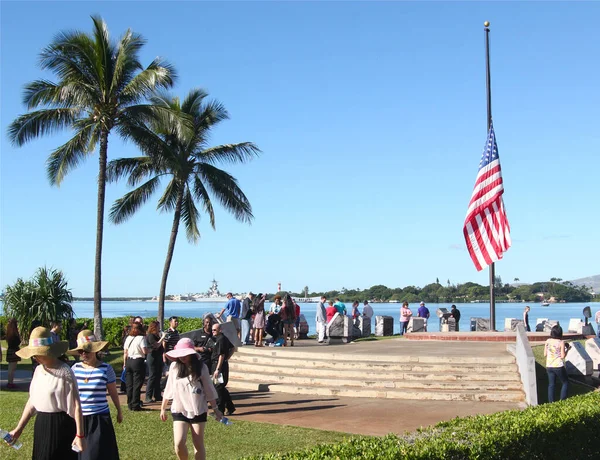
[4,300,595,334]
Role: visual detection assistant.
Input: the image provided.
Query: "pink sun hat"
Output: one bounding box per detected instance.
[166,338,200,359]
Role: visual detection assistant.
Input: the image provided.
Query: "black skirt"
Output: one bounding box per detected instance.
[81,412,120,460]
[33,411,77,460]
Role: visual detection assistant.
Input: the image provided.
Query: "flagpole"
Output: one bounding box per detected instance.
[484,20,496,331]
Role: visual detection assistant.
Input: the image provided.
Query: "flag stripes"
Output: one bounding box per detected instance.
[464,124,511,271]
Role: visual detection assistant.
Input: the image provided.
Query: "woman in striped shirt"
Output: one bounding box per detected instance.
[70,330,122,460]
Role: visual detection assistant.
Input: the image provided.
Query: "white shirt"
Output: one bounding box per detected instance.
[595,310,600,323]
[163,361,218,418]
[124,335,147,358]
[363,304,374,319]
[30,362,78,419]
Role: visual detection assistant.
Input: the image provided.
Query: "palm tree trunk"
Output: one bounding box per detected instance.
[93,130,109,339]
[158,187,184,328]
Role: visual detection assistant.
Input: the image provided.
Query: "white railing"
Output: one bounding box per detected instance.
[508,324,538,406]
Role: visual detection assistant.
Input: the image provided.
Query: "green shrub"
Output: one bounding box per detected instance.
[243,392,600,459]
[75,316,206,346]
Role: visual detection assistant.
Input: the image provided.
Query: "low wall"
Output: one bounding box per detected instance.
[507,323,537,406]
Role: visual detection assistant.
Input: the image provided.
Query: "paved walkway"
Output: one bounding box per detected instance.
[1,339,524,436]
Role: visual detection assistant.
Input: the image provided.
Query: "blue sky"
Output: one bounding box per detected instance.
[1,1,599,297]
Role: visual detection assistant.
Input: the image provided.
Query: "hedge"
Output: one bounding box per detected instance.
[243,392,600,460]
[0,315,205,346]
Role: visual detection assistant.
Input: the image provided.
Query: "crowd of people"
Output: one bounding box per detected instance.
[3,301,598,459]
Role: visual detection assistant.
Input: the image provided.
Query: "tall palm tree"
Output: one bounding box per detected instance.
[7,16,176,339]
[107,89,260,327]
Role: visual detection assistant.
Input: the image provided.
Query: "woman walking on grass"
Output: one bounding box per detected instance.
[544,325,569,402]
[69,330,122,460]
[9,327,86,458]
[161,338,223,460]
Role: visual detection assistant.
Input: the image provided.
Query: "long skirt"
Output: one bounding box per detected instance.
[33,411,77,460]
[81,412,120,460]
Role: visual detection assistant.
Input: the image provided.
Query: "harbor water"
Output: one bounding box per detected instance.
[2,300,594,335]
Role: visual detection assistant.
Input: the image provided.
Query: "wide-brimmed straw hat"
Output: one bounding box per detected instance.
[67,330,109,355]
[16,326,69,359]
[166,338,200,359]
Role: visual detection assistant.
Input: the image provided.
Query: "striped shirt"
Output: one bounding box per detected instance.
[72,362,116,415]
[164,328,180,353]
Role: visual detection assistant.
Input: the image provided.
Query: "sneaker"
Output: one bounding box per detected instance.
[144,399,153,404]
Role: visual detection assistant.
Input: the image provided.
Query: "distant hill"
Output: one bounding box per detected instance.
[570,275,600,293]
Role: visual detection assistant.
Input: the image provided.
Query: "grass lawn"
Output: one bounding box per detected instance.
[0,390,347,459]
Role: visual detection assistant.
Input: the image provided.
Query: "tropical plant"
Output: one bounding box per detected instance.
[3,267,74,337]
[107,89,260,326]
[7,16,176,339]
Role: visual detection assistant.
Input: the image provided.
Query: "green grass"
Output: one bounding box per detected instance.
[0,391,347,459]
[531,340,594,403]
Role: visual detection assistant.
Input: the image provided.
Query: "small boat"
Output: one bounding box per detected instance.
[541,301,550,307]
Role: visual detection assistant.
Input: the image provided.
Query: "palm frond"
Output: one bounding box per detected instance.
[109,176,161,224]
[46,122,95,185]
[91,15,113,94]
[106,156,154,185]
[181,88,208,115]
[188,100,230,150]
[8,108,81,146]
[196,142,261,165]
[122,104,192,140]
[192,174,216,229]
[23,80,93,109]
[157,178,180,213]
[196,163,253,224]
[120,58,176,104]
[111,29,145,95]
[181,188,201,243]
[39,30,101,91]
[116,115,175,164]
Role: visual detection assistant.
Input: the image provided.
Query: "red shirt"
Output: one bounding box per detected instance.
[326,306,337,323]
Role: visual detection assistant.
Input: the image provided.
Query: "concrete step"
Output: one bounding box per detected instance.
[228,379,525,402]
[229,361,521,382]
[230,354,518,374]
[229,370,523,391]
[234,346,516,365]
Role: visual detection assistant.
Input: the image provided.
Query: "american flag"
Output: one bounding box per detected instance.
[463,123,511,271]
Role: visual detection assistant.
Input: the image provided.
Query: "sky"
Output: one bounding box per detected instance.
[1,1,599,297]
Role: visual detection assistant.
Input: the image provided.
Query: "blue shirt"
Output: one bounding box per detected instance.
[418,306,430,318]
[72,362,116,415]
[334,301,346,315]
[224,298,241,318]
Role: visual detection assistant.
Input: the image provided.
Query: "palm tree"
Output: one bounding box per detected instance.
[7,16,176,338]
[107,89,260,326]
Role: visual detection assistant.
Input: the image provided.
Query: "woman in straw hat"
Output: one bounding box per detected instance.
[8,326,86,459]
[69,330,122,460]
[160,337,223,460]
